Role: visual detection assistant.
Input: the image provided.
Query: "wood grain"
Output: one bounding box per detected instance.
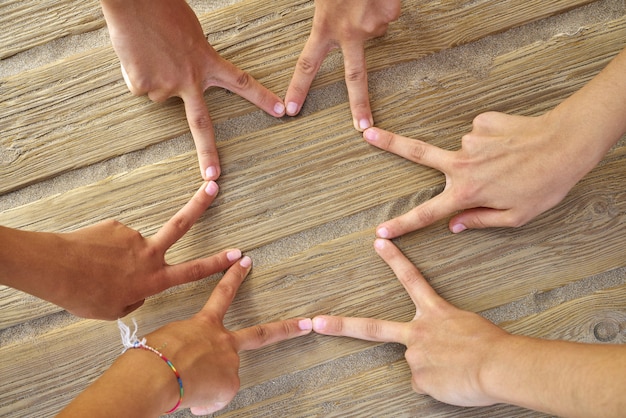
[0,0,624,417]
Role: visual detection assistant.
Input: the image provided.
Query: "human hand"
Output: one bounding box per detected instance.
[312,239,508,406]
[366,110,599,238]
[143,256,313,415]
[53,181,239,319]
[284,0,400,131]
[100,0,286,180]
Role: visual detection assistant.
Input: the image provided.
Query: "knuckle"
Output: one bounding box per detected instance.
[234,70,252,89]
[252,324,271,343]
[409,143,427,162]
[364,321,383,339]
[297,56,319,76]
[345,67,366,83]
[188,112,212,131]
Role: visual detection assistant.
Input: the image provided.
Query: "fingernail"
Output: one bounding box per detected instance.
[205,166,218,180]
[298,318,313,331]
[240,256,252,268]
[359,118,371,131]
[374,238,386,250]
[377,226,389,239]
[451,223,467,234]
[226,249,242,262]
[312,317,326,331]
[286,102,298,116]
[274,102,285,116]
[205,181,219,196]
[364,128,378,142]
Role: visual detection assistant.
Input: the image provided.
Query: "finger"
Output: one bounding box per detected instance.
[373,239,444,314]
[157,248,242,291]
[234,317,313,352]
[376,192,460,239]
[183,93,220,180]
[120,64,137,94]
[284,31,332,116]
[312,315,407,344]
[201,256,252,319]
[341,40,373,131]
[449,207,525,233]
[363,127,452,172]
[151,181,219,252]
[211,56,285,118]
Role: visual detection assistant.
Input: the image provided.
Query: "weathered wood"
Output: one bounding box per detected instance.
[1,1,625,417]
[2,15,625,330]
[0,0,598,194]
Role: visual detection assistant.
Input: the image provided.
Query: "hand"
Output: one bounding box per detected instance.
[100,0,286,180]
[138,256,313,415]
[284,0,400,131]
[50,181,238,319]
[312,239,508,406]
[58,257,313,417]
[366,110,600,238]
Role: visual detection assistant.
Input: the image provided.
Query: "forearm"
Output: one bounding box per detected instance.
[548,46,626,177]
[0,226,67,300]
[484,335,626,417]
[57,349,177,417]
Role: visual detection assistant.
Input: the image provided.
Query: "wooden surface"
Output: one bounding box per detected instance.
[1,0,625,417]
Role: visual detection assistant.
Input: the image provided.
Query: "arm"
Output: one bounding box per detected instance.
[58,257,313,417]
[313,239,626,417]
[0,182,240,320]
[368,46,626,238]
[99,0,286,180]
[284,0,400,131]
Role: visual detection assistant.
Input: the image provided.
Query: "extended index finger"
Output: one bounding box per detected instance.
[313,315,408,344]
[150,181,219,252]
[341,40,373,131]
[183,93,220,180]
[373,239,443,312]
[200,256,252,320]
[363,127,452,173]
[233,317,313,352]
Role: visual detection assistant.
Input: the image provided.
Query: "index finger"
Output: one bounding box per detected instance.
[373,239,443,312]
[183,93,220,180]
[284,31,333,116]
[233,318,313,352]
[312,315,407,344]
[341,40,373,131]
[150,181,219,252]
[211,56,286,118]
[377,191,461,238]
[200,256,253,320]
[363,127,452,173]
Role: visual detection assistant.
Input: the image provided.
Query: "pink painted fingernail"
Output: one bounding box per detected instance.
[205,166,218,180]
[226,249,242,262]
[286,102,298,115]
[451,223,467,234]
[359,118,371,130]
[374,239,386,250]
[274,102,285,115]
[376,226,390,239]
[312,317,326,331]
[299,318,313,331]
[364,128,378,142]
[240,256,252,268]
[205,181,219,196]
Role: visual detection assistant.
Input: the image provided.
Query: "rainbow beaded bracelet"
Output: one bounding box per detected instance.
[118,319,184,414]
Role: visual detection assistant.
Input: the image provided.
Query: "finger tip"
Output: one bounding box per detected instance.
[376,225,391,239]
[298,318,313,331]
[273,102,286,117]
[239,256,252,268]
[312,316,326,332]
[286,101,299,116]
[226,249,242,262]
[205,180,219,196]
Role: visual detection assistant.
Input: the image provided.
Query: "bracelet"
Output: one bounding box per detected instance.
[118,319,184,414]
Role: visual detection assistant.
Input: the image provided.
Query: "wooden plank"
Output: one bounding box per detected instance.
[2,15,625,330]
[0,0,104,59]
[0,0,597,193]
[213,283,626,417]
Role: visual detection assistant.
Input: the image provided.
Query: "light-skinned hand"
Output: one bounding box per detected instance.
[285,0,400,131]
[100,0,286,180]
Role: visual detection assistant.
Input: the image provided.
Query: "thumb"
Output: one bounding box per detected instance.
[449,207,520,233]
